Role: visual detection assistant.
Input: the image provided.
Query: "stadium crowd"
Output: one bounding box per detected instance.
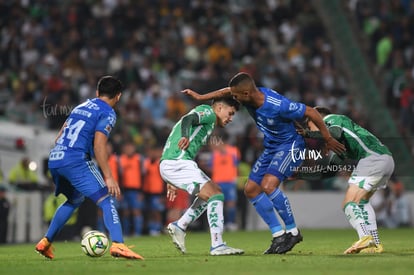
[347,0,414,147]
[1,0,411,240]
[0,0,366,154]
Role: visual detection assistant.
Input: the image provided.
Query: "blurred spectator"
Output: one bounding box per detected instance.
[206,36,232,65]
[0,76,11,116]
[0,186,10,244]
[119,82,143,125]
[399,77,414,136]
[376,32,393,69]
[8,157,39,189]
[43,192,78,241]
[209,131,240,231]
[236,161,251,230]
[118,142,144,236]
[237,123,264,165]
[371,179,412,228]
[143,146,165,236]
[166,92,188,123]
[117,59,143,89]
[6,87,32,124]
[141,83,168,128]
[389,180,412,227]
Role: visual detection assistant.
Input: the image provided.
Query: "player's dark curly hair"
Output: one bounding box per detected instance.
[97,76,123,99]
[212,96,241,111]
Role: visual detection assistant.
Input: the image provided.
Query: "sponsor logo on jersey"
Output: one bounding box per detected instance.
[104,124,112,134]
[289,103,297,111]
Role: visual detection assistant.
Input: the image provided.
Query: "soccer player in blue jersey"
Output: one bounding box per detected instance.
[183,72,345,254]
[35,76,143,260]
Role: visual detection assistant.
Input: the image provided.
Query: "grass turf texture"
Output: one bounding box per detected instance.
[0,228,413,275]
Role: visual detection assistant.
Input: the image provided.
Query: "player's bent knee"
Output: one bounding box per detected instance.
[199,181,221,201]
[88,187,110,204]
[244,181,261,198]
[261,185,276,194]
[261,174,281,194]
[343,185,368,206]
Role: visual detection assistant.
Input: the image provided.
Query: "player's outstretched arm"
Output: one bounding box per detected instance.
[304,106,345,155]
[300,126,343,140]
[181,87,232,101]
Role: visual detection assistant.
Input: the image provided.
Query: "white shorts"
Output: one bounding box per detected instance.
[348,154,394,192]
[159,159,210,195]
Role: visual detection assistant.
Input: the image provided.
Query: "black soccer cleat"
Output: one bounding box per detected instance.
[282,230,303,253]
[263,233,289,254]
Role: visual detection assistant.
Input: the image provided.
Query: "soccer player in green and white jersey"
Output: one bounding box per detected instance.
[159,97,244,256]
[302,106,394,254]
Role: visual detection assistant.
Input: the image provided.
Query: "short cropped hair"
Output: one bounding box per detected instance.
[212,96,240,111]
[228,72,253,87]
[97,76,123,99]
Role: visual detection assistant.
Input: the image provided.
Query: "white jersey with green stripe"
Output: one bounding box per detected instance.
[323,114,391,159]
[161,104,216,161]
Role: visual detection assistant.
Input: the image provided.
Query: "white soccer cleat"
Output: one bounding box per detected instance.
[167,222,186,254]
[210,244,244,256]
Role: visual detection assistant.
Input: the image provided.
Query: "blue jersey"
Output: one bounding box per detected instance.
[49,98,116,168]
[245,87,306,148]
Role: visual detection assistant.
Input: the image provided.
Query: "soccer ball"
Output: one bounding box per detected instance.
[81,230,109,257]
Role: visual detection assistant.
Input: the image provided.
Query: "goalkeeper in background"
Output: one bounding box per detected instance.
[300,106,394,254]
[160,96,244,256]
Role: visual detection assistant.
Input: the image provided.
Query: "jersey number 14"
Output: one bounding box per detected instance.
[56,118,86,147]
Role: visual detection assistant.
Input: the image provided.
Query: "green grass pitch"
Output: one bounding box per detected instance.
[0,228,413,275]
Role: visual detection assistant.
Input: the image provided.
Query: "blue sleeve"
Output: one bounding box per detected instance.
[279,97,306,120]
[95,111,116,137]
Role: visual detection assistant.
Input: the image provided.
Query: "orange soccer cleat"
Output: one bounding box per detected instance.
[35,237,54,259]
[110,243,144,260]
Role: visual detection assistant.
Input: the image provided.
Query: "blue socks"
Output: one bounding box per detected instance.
[46,200,79,242]
[98,196,123,243]
[249,193,283,234]
[268,189,296,230]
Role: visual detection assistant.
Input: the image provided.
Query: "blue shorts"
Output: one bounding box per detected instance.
[249,137,305,185]
[50,160,108,204]
[145,194,165,212]
[119,190,144,210]
[217,182,237,202]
